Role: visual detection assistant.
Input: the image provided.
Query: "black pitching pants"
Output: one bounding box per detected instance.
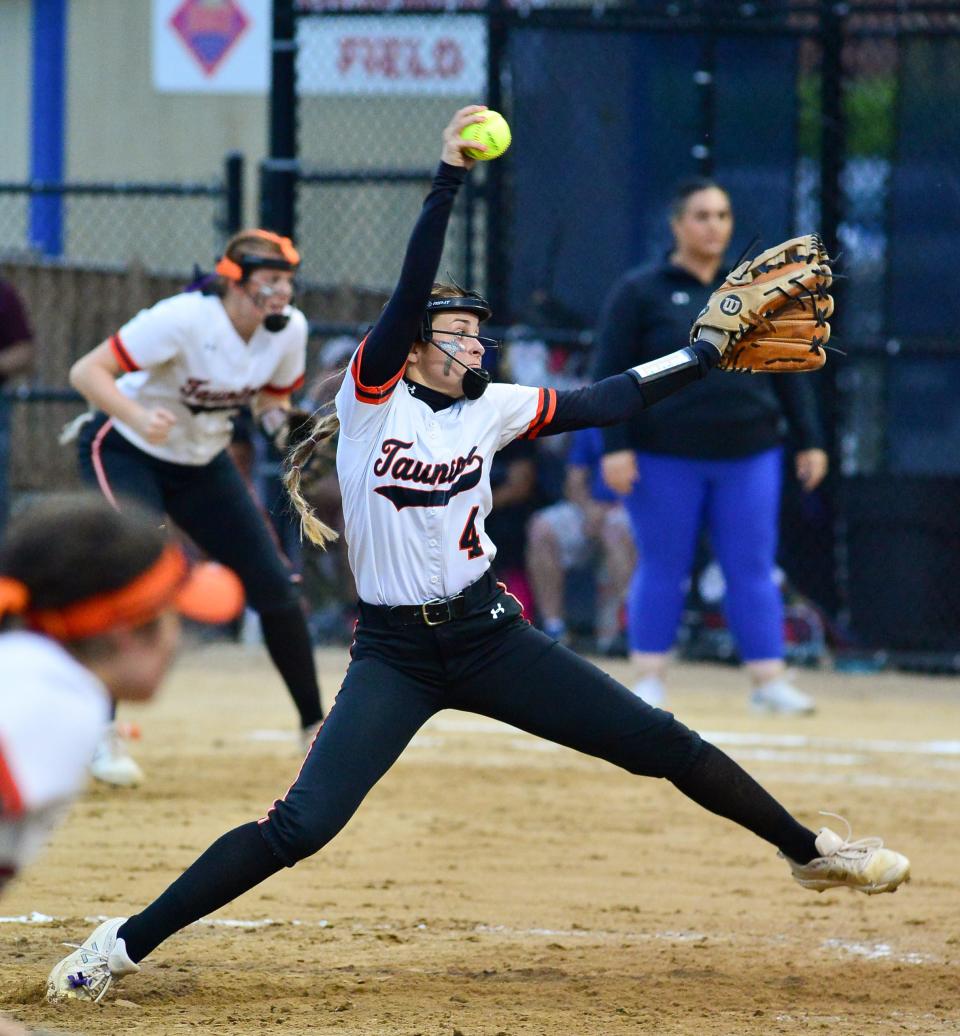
[259,571,702,866]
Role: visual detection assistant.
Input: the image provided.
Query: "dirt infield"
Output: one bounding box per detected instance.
[2,642,958,1035]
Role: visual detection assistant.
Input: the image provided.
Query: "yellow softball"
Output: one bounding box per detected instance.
[460,110,512,161]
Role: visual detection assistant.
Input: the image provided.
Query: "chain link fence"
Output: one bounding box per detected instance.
[0,166,239,276]
[293,9,489,299]
[0,158,241,514]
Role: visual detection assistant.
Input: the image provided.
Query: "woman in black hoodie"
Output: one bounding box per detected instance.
[593,179,828,714]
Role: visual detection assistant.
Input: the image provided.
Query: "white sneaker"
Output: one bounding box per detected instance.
[301,720,323,753]
[631,676,666,708]
[46,917,140,1002]
[90,724,144,787]
[785,814,911,895]
[750,678,815,715]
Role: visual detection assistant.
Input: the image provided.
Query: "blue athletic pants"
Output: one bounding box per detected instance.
[623,447,784,662]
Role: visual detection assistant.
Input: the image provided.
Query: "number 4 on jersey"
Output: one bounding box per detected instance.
[458,505,484,559]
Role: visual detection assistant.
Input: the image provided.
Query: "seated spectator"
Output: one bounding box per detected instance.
[526,426,635,654]
[487,437,539,615]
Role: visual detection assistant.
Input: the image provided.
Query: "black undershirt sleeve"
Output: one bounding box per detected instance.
[536,343,720,438]
[592,276,654,453]
[356,162,467,388]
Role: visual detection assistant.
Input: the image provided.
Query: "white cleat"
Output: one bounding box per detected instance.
[785,814,911,895]
[46,917,139,1002]
[90,724,144,787]
[750,678,815,715]
[631,676,666,708]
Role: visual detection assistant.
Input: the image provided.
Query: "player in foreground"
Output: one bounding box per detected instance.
[0,493,242,899]
[66,228,325,785]
[46,107,908,1006]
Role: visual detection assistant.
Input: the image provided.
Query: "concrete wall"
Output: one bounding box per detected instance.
[66,0,265,219]
[0,0,33,181]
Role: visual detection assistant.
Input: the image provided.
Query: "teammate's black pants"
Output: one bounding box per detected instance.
[78,414,323,728]
[118,571,818,963]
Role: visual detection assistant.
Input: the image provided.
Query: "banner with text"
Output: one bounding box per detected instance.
[298,16,487,96]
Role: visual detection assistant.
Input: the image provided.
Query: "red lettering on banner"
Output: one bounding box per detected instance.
[408,41,430,79]
[337,37,359,73]
[433,39,463,78]
[334,35,467,81]
[380,38,402,78]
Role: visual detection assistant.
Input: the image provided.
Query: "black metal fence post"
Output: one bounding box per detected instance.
[818,0,848,633]
[223,151,245,237]
[261,0,298,239]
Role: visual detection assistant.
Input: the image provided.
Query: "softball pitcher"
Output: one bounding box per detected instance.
[46,108,908,1005]
[67,230,325,785]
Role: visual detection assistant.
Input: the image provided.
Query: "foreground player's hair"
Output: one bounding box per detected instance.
[284,282,474,549]
[0,493,168,658]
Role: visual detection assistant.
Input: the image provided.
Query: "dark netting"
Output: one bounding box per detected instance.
[507,29,699,329]
[835,24,960,661]
[888,35,960,342]
[835,37,896,344]
[712,35,798,244]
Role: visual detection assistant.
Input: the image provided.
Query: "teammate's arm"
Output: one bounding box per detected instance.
[70,341,177,446]
[356,107,487,389]
[0,341,32,380]
[252,392,314,453]
[251,391,292,442]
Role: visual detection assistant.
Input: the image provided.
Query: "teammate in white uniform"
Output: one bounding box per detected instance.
[68,230,325,785]
[0,493,241,1034]
[46,108,909,1006]
[0,493,240,896]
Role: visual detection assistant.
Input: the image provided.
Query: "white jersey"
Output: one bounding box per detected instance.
[0,633,110,890]
[335,342,556,606]
[109,292,307,465]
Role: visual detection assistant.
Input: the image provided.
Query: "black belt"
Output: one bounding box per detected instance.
[360,570,498,628]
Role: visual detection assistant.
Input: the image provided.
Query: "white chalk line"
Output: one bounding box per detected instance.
[247,720,960,759]
[246,722,960,791]
[0,913,933,966]
[424,717,960,759]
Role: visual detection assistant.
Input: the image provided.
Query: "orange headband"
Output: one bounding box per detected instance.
[214,231,301,282]
[0,544,188,641]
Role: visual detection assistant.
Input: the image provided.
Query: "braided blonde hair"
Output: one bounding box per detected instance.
[283,404,341,548]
